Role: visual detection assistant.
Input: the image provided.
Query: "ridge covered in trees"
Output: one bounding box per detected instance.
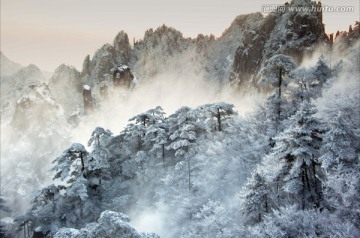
[10,52,360,237]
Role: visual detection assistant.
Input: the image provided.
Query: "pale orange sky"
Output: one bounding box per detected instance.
[1,0,359,72]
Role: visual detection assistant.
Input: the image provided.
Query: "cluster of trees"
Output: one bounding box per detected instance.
[8,53,360,237]
[0,194,12,238]
[235,54,359,237]
[12,101,238,237]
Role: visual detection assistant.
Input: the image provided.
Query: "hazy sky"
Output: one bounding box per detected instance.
[1,0,359,72]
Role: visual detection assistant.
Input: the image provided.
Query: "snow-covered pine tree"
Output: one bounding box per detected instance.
[261,101,324,210]
[141,106,167,153]
[195,102,237,132]
[307,56,332,97]
[51,143,89,182]
[129,106,165,127]
[319,112,360,233]
[0,193,12,238]
[87,127,112,191]
[19,143,104,235]
[20,185,62,236]
[239,172,270,225]
[88,127,113,149]
[126,106,165,151]
[144,121,169,162]
[288,56,332,111]
[250,205,325,238]
[54,211,159,238]
[260,54,296,134]
[323,161,360,235]
[182,199,230,238]
[166,106,200,191]
[320,113,357,172]
[120,107,166,179]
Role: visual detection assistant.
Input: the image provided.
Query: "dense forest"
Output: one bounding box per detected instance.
[1,0,359,237]
[2,50,358,237]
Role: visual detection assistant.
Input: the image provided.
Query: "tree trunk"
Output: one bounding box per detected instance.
[137,135,141,151]
[80,203,83,219]
[80,152,85,172]
[217,108,222,132]
[187,157,191,191]
[265,194,269,213]
[305,166,311,192]
[162,144,165,162]
[259,212,262,223]
[312,161,321,208]
[27,222,30,237]
[276,68,283,133]
[301,163,306,210]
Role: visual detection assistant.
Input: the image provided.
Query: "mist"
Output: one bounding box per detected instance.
[1,11,359,237]
[0,46,262,221]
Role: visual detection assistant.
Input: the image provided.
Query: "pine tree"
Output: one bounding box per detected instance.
[0,194,12,238]
[260,54,296,134]
[288,56,332,109]
[88,127,113,149]
[87,127,112,191]
[195,102,237,132]
[51,143,89,182]
[320,112,360,231]
[320,113,357,172]
[261,101,324,210]
[239,172,270,225]
[23,143,104,233]
[126,106,165,151]
[145,122,169,162]
[54,211,159,238]
[166,107,200,191]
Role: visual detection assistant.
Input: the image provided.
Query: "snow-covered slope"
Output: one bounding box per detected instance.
[49,64,83,123]
[231,0,328,90]
[1,64,47,123]
[1,83,71,216]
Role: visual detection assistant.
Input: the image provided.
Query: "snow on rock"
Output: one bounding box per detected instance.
[231,0,327,90]
[49,64,82,120]
[54,211,159,238]
[83,85,91,91]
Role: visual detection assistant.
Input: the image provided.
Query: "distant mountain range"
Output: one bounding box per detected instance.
[1,0,359,126]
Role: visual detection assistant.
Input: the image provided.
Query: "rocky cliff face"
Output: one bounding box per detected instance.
[4,82,70,214]
[11,84,66,131]
[49,64,82,120]
[81,31,132,86]
[114,31,132,64]
[74,0,357,98]
[81,0,330,92]
[230,0,328,90]
[1,64,46,122]
[205,13,265,83]
[132,25,191,78]
[229,14,277,87]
